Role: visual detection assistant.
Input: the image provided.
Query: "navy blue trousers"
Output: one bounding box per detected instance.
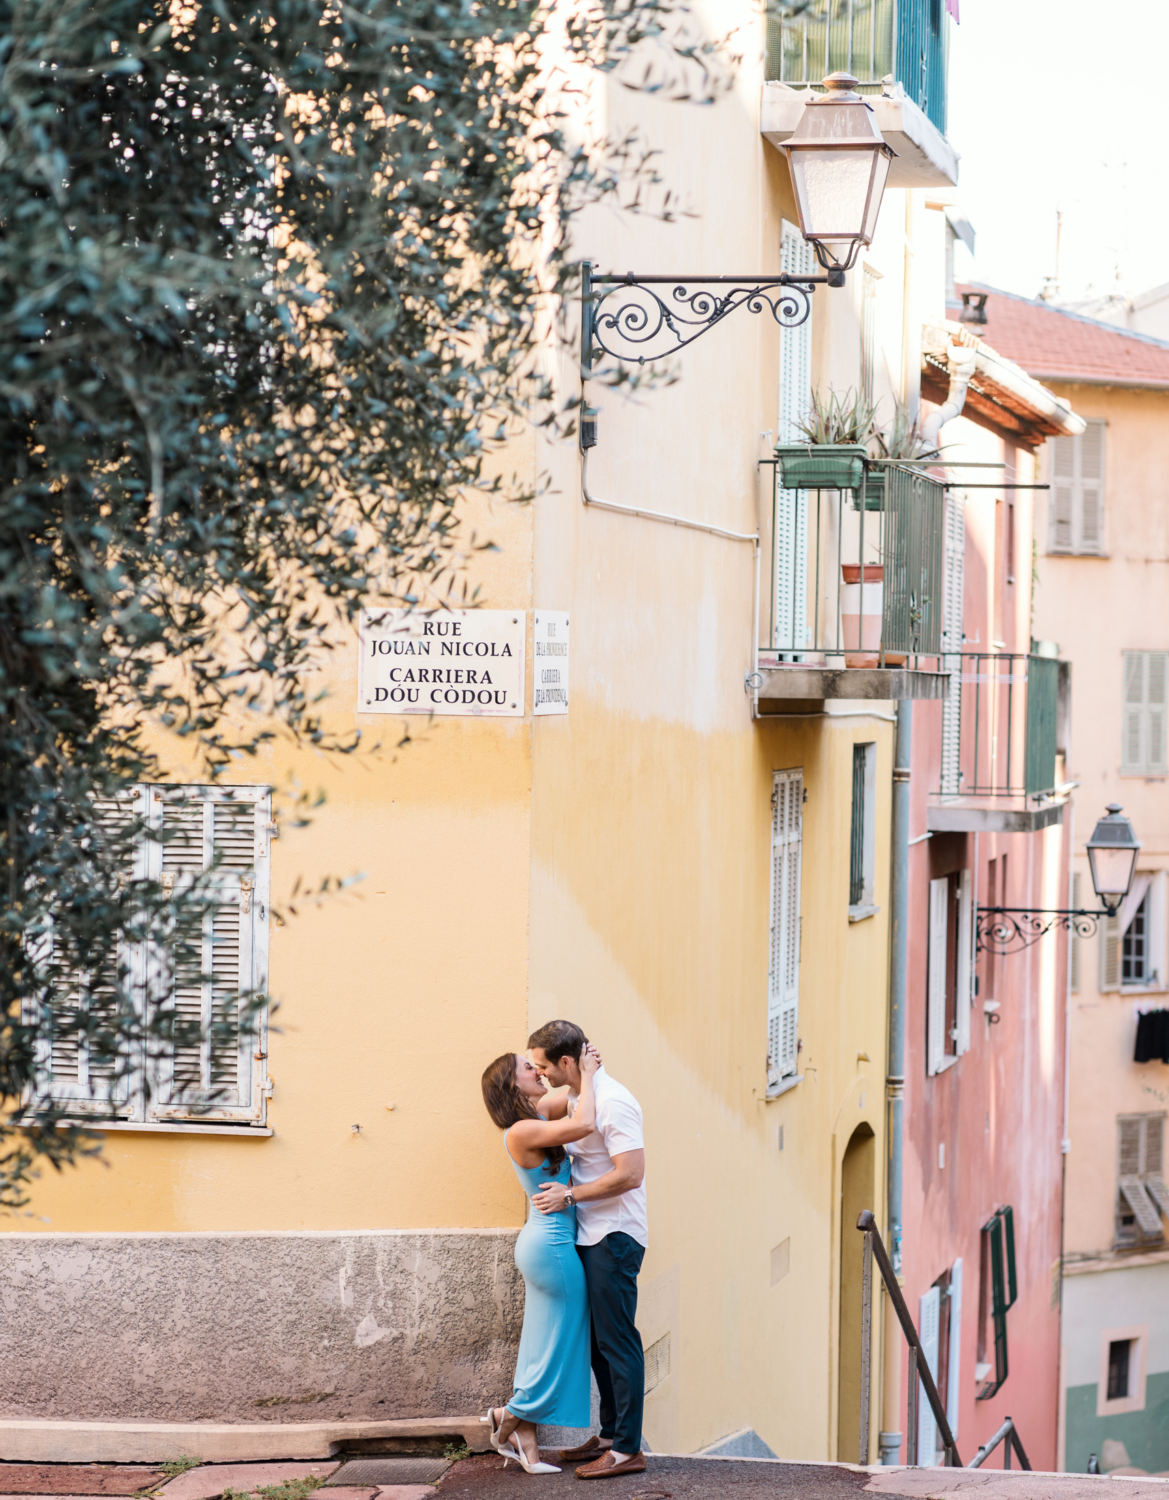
[577,1231,645,1455]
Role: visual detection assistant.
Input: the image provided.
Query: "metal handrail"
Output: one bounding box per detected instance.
[969,1418,1032,1471]
[857,1210,960,1466]
[856,1211,1033,1469]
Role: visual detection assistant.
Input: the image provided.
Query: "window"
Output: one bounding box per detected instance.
[767,768,803,1091]
[1100,872,1167,992]
[34,784,272,1130]
[774,223,814,655]
[917,1260,963,1464]
[1122,651,1168,774]
[1115,1113,1169,1246]
[1107,1339,1132,1401]
[927,870,973,1074]
[1097,1326,1148,1416]
[1048,419,1105,555]
[848,743,877,918]
[977,1206,1016,1400]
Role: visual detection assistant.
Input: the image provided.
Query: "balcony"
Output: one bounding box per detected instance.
[760,1,958,190]
[927,652,1070,834]
[755,463,950,710]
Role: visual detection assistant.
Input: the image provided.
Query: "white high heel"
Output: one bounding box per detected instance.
[483,1407,511,1454]
[501,1437,561,1475]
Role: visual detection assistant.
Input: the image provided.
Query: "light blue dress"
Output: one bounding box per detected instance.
[504,1129,592,1426]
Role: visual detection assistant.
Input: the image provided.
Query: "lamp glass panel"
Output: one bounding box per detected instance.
[1088,844,1138,899]
[861,151,891,245]
[789,148,874,240]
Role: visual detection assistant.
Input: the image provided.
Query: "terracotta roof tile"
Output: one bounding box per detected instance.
[953,284,1169,389]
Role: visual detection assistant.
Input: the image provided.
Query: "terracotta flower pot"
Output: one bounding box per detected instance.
[841,564,883,666]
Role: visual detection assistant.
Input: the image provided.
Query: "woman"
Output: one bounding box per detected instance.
[480,1046,599,1475]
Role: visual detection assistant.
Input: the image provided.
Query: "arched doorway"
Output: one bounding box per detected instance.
[837,1121,876,1462]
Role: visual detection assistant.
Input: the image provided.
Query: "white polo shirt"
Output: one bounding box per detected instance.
[566,1067,648,1249]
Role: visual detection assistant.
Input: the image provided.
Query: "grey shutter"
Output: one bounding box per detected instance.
[768,768,803,1085]
[1148,653,1168,773]
[1049,436,1075,553]
[917,1285,941,1465]
[1101,911,1121,991]
[927,877,949,1074]
[148,786,270,1125]
[1070,872,1082,993]
[1119,1175,1162,1238]
[775,224,813,653]
[940,494,965,795]
[36,793,142,1114]
[1078,420,1104,553]
[1123,652,1146,773]
[946,1259,963,1440]
[1122,652,1168,774]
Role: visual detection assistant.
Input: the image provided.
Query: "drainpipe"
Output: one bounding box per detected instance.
[921,343,978,447]
[880,699,912,1466]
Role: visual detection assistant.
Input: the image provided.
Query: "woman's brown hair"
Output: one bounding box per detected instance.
[481,1053,565,1170]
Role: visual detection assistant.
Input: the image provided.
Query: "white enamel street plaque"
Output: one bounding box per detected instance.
[359,608,525,717]
[533,611,570,716]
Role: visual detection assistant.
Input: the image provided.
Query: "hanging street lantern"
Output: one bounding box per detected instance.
[1085,803,1142,915]
[780,72,896,285]
[977,804,1144,955]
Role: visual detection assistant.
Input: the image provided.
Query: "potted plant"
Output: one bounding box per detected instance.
[861,401,942,510]
[775,388,875,492]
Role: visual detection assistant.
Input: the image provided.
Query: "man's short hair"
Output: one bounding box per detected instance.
[528,1019,586,1065]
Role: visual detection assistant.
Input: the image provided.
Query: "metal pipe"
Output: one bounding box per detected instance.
[581,450,758,544]
[880,699,912,1462]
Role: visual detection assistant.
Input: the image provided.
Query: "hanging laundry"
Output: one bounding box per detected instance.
[1135,1009,1169,1065]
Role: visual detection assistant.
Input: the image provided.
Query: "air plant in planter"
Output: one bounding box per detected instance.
[775,387,876,492]
[861,401,942,510]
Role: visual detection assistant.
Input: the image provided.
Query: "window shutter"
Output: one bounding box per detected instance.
[1049,435,1075,553]
[917,1285,941,1465]
[1123,651,1146,773]
[956,868,973,1055]
[1148,653,1168,773]
[35,793,141,1113]
[1118,1175,1162,1238]
[147,786,270,1125]
[1078,419,1105,553]
[946,1259,963,1440]
[928,877,949,1075]
[1070,872,1082,993]
[768,768,803,1085]
[775,223,813,653]
[940,495,965,795]
[1148,872,1168,990]
[1101,911,1121,991]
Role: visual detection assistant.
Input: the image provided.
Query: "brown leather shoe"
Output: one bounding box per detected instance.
[559,1435,611,1462]
[575,1451,647,1480]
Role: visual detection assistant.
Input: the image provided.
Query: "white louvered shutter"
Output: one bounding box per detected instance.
[1149,654,1168,773]
[775,224,814,654]
[955,869,973,1055]
[917,1285,941,1465]
[928,877,949,1075]
[1101,911,1121,991]
[1119,1115,1164,1238]
[1049,435,1074,553]
[768,769,803,1085]
[35,792,142,1113]
[1078,420,1105,553]
[1123,652,1169,774]
[148,786,270,1124]
[1149,871,1168,991]
[946,1260,963,1441]
[940,495,965,795]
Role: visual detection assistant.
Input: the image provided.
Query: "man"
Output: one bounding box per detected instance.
[528,1019,647,1482]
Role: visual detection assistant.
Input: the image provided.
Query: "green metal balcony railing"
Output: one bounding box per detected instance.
[937,653,1061,800]
[766,0,949,138]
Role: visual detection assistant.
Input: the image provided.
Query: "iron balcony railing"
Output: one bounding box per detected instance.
[937,652,1060,801]
[763,463,945,666]
[766,0,949,137]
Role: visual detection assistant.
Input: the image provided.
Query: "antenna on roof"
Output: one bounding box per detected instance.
[1038,209,1063,303]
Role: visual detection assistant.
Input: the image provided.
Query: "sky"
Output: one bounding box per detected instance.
[946,0,1169,306]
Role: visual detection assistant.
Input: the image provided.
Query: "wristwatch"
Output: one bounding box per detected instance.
[564,1191,576,1208]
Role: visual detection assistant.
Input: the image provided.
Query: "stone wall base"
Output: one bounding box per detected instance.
[0,1230,521,1425]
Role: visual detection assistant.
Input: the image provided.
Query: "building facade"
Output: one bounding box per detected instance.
[969,287,1169,1476]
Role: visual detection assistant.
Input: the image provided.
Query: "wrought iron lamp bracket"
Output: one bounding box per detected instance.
[976,906,1113,956]
[581,264,837,374]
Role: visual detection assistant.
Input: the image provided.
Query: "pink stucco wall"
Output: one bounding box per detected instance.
[896,419,1069,1471]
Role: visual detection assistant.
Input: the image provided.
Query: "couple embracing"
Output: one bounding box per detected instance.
[480,1020,647,1481]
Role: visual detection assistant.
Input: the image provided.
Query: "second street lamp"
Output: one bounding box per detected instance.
[977,804,1143,956]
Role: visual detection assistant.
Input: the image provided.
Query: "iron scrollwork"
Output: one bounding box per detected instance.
[976,906,1105,956]
[584,271,823,370]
